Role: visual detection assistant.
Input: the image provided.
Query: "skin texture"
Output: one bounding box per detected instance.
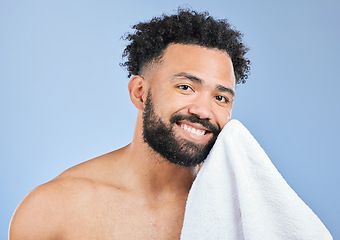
[9,44,235,240]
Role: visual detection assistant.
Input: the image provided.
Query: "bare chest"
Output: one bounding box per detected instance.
[61,193,186,240]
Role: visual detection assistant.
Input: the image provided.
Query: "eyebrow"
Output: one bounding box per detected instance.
[173,72,235,96]
[173,72,202,83]
[216,84,235,96]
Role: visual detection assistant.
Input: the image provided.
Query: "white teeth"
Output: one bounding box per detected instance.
[196,130,204,136]
[180,124,205,136]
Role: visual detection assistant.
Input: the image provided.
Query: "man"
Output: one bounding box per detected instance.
[9,9,250,239]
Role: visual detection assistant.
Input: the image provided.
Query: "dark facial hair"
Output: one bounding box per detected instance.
[142,91,221,167]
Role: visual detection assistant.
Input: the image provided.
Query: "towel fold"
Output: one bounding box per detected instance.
[181,119,332,240]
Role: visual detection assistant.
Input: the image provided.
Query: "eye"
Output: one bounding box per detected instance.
[215,95,229,103]
[177,84,193,92]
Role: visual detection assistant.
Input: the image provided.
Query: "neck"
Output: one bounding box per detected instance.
[120,115,198,200]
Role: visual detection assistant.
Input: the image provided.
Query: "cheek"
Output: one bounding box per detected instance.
[164,92,191,112]
[214,106,233,129]
[151,95,184,121]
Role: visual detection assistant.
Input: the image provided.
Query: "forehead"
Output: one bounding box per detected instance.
[145,43,236,88]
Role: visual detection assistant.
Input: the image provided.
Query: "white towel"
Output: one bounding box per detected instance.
[181,119,332,240]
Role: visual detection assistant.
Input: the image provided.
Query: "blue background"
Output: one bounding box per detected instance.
[1,0,339,239]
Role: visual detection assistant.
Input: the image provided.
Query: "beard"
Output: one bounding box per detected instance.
[142,90,221,167]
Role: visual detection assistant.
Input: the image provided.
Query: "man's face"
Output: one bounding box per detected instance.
[143,90,220,167]
[141,44,236,167]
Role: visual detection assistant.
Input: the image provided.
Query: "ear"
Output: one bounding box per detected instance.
[128,75,147,110]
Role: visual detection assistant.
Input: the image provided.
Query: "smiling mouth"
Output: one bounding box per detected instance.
[177,123,210,137]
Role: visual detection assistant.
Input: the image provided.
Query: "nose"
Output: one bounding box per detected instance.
[187,94,213,120]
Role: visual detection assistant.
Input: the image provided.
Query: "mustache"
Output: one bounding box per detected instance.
[170,114,220,135]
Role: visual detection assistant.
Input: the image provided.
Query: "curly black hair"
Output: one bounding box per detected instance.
[121,8,250,84]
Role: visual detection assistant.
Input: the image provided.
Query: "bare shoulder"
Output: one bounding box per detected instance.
[9,149,126,240]
[9,177,77,240]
